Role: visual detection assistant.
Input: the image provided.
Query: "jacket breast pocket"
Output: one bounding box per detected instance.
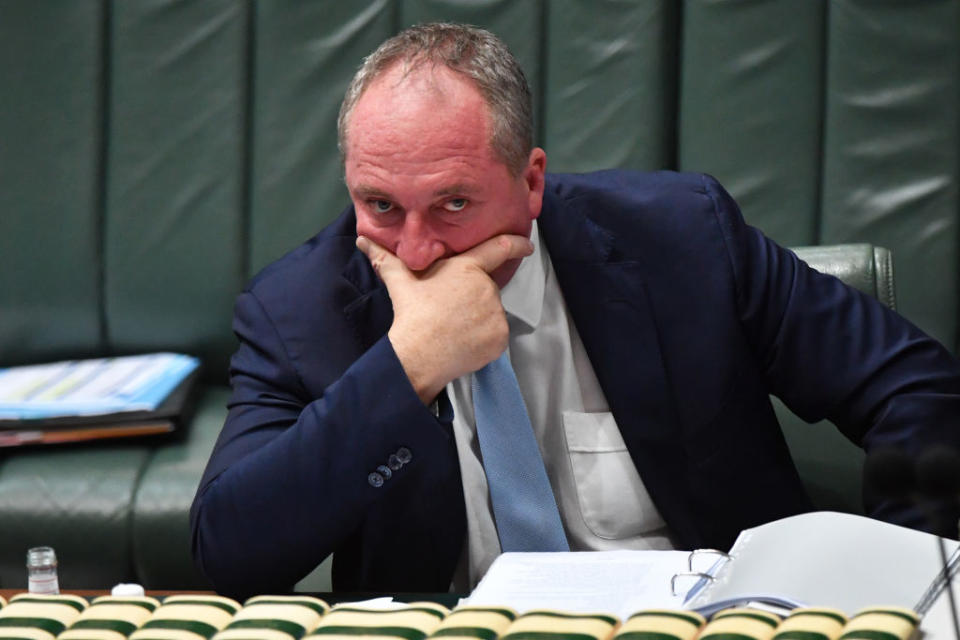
[562,410,664,539]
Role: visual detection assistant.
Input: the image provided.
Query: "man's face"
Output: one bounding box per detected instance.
[344,64,546,287]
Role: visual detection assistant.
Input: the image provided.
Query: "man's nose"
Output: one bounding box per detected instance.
[395,218,445,272]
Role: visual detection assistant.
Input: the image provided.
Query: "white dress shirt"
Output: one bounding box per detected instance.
[447,221,678,589]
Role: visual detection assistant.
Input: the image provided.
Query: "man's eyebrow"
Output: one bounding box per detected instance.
[433,183,480,196]
[351,183,480,199]
[351,185,393,199]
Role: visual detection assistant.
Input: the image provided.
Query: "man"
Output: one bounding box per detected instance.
[190,23,960,598]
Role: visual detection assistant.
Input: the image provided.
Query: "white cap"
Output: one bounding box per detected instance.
[111,583,146,597]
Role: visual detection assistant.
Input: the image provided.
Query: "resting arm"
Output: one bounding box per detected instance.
[189,289,461,597]
[705,175,960,525]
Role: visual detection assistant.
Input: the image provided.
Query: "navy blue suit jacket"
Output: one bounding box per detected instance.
[191,171,960,598]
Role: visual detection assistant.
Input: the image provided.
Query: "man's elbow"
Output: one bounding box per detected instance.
[190,483,251,599]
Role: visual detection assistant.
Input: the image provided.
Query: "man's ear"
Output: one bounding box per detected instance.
[524,147,547,219]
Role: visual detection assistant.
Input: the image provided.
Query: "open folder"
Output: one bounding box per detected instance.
[466,511,960,619]
[683,511,959,616]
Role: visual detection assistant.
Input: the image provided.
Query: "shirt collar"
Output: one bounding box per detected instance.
[500,220,545,330]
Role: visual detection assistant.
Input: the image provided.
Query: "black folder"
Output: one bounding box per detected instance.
[0,368,200,447]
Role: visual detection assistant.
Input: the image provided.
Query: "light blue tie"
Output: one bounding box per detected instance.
[472,351,569,552]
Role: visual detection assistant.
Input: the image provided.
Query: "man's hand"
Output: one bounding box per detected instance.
[356,234,534,404]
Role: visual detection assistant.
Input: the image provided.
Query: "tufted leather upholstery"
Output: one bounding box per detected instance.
[0,1,953,589]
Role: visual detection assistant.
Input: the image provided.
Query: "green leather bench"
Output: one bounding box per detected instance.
[0,1,955,590]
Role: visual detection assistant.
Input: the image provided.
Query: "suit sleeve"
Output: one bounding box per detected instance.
[189,288,462,596]
[703,175,960,528]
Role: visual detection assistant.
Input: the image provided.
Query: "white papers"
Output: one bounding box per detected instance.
[0,353,199,419]
[464,513,958,622]
[465,550,690,619]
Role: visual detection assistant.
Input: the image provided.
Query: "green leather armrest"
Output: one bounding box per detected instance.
[792,244,895,310]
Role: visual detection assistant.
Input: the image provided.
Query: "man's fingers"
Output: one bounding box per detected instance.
[358,232,532,280]
[356,235,406,281]
[460,234,534,274]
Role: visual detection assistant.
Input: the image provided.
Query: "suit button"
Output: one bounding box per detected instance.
[396,447,412,464]
[387,455,402,471]
[377,464,392,479]
[367,472,384,488]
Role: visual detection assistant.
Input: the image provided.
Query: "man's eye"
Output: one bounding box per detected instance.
[444,198,468,212]
[371,200,393,214]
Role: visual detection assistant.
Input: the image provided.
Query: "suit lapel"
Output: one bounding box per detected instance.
[540,191,701,547]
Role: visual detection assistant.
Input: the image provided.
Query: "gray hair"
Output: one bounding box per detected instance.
[337,22,533,176]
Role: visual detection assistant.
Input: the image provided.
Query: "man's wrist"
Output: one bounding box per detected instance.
[388,328,446,405]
